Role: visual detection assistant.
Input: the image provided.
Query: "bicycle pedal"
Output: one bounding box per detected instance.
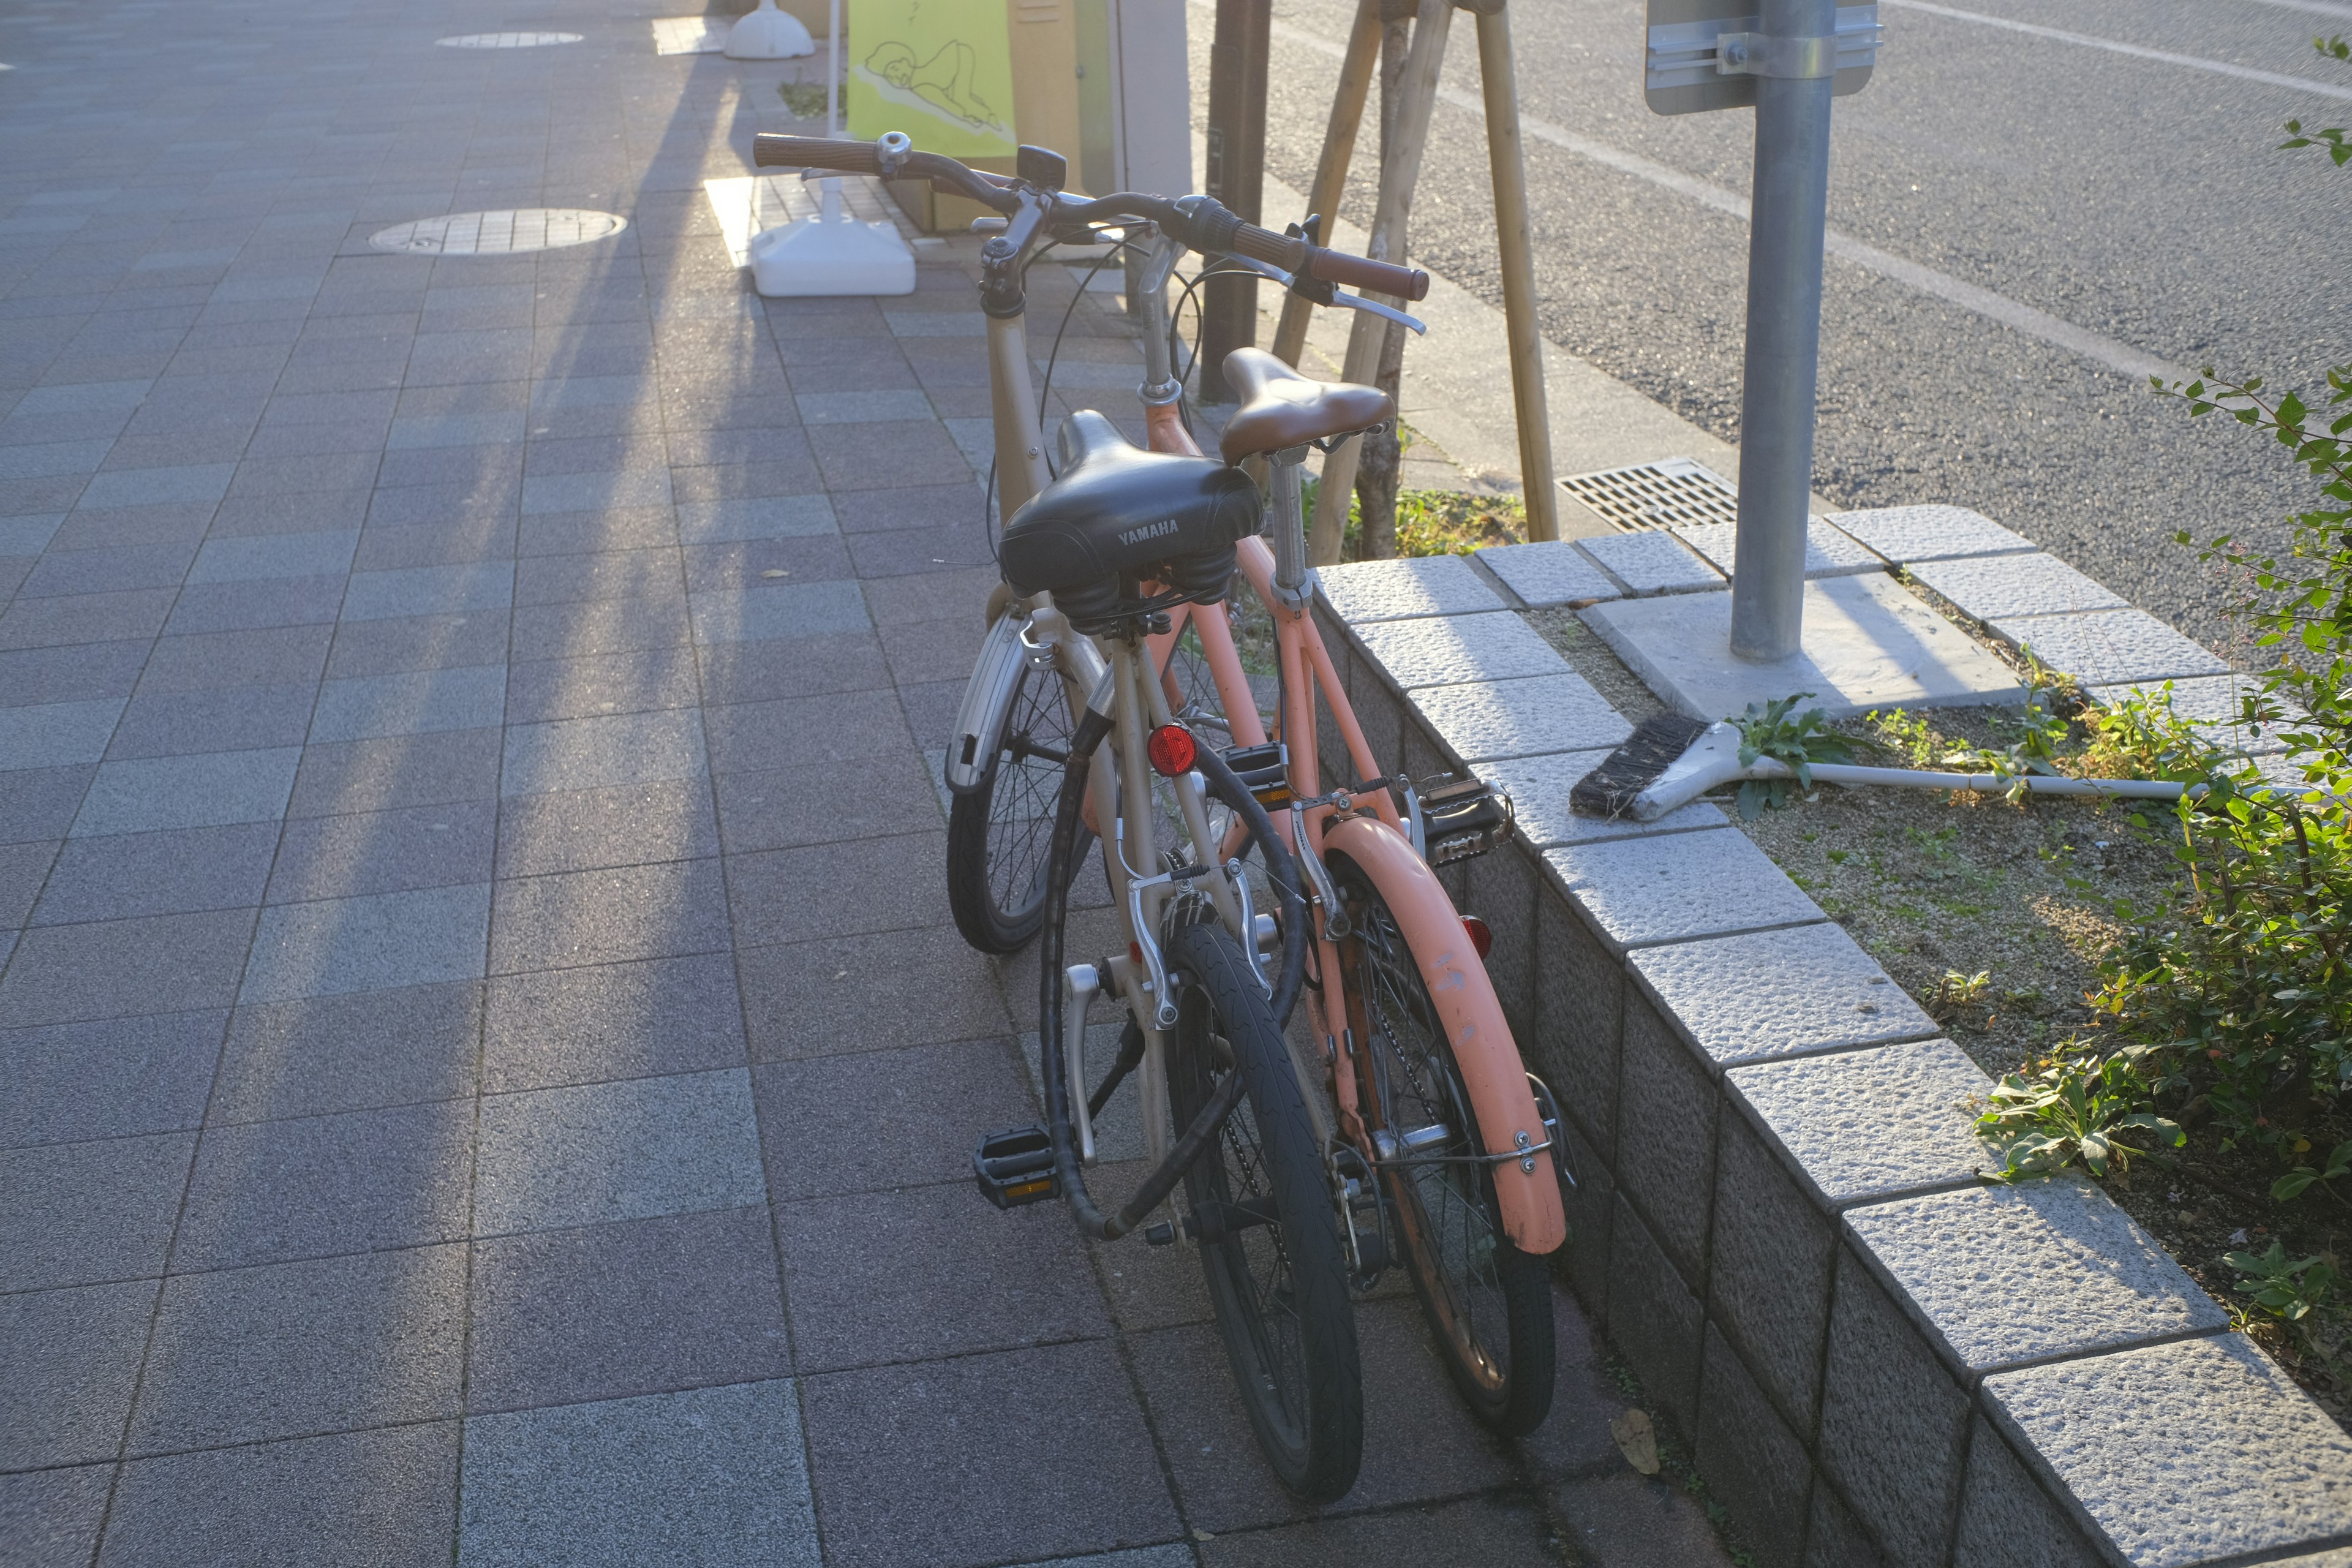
[1422,775,1513,865]
[1218,741,1292,807]
[973,1125,1060,1210]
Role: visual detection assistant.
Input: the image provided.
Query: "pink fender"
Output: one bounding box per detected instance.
[1322,814,1567,1256]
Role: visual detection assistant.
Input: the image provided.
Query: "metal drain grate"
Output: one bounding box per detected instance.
[1559,457,1740,532]
[436,31,582,47]
[369,209,627,256]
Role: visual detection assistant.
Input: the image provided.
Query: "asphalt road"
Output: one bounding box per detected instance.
[1214,0,2352,647]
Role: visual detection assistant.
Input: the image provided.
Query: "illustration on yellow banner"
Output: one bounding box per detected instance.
[845,0,1017,159]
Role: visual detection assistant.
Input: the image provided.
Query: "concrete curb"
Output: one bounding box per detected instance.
[1308,532,2352,1567]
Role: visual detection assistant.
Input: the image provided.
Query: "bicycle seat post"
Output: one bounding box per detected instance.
[1264,445,1314,611]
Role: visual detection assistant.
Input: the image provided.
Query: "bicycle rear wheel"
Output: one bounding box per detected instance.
[946,653,1087,954]
[1334,859,1556,1436]
[1164,918,1362,1502]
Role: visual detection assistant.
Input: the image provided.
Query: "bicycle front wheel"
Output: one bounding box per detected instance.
[1335,858,1556,1436]
[1163,918,1363,1502]
[946,652,1085,954]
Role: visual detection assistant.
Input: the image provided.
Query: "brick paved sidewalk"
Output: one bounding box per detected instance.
[0,2,1728,1562]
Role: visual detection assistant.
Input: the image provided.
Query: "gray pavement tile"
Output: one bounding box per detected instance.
[676,494,835,545]
[703,690,913,774]
[515,504,678,557]
[0,514,66,556]
[48,500,216,553]
[310,664,506,744]
[805,420,973,492]
[266,799,497,903]
[680,533,856,594]
[164,575,349,635]
[695,633,893,710]
[713,750,943,855]
[288,728,504,818]
[803,1341,1178,1568]
[226,452,385,500]
[326,612,511,679]
[466,1207,791,1413]
[12,380,152,416]
[751,1038,1027,1200]
[781,1182,1109,1372]
[206,493,372,540]
[473,1067,766,1235]
[0,837,54,925]
[0,908,258,1027]
[0,642,149,709]
[727,831,951,947]
[1545,1472,1739,1568]
[522,436,671,479]
[521,469,673,516]
[457,1380,815,1568]
[0,1011,223,1150]
[0,1131,196,1292]
[100,1422,460,1568]
[0,589,176,652]
[0,439,114,481]
[137,623,333,695]
[671,458,829,506]
[240,883,491,1003]
[741,924,1014,1061]
[388,411,526,450]
[503,647,699,725]
[1197,1496,1558,1567]
[513,546,684,608]
[242,417,390,460]
[877,617,989,686]
[0,1463,112,1568]
[32,821,279,924]
[0,1280,157,1470]
[0,698,126,771]
[185,527,358,583]
[508,594,692,662]
[1133,1302,1517,1534]
[106,682,318,759]
[211,982,481,1126]
[127,1243,467,1455]
[488,855,732,974]
[796,390,934,424]
[365,481,520,530]
[72,746,301,835]
[341,562,514,622]
[498,707,707,797]
[688,579,870,645]
[352,516,517,571]
[75,462,234,510]
[175,1099,475,1270]
[483,952,744,1095]
[494,778,720,880]
[374,444,521,494]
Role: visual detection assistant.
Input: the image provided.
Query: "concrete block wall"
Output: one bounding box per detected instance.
[1305,552,2352,1567]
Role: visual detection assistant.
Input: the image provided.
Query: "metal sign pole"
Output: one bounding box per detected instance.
[1644,0,1879,660]
[1729,0,1834,661]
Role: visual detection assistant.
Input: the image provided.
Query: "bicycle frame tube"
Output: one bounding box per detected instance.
[987,311,1051,516]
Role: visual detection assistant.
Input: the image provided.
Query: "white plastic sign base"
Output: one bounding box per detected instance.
[725,0,813,59]
[749,215,916,296]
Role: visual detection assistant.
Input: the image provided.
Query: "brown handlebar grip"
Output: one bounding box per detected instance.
[1227,222,1308,272]
[1306,248,1431,303]
[752,134,883,173]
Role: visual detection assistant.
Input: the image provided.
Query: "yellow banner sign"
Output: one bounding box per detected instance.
[845,0,1018,159]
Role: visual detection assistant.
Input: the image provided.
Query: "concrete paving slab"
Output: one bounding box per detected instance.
[1408,670,1631,764]
[241,883,492,1003]
[1544,829,1825,956]
[473,1068,766,1235]
[1824,504,2036,564]
[1317,554,1505,624]
[1672,517,1883,580]
[1474,749,1728,847]
[1726,1038,1989,1208]
[459,1381,817,1568]
[0,1280,157,1470]
[0,1464,111,1568]
[1573,530,1724,597]
[1982,1335,2352,1568]
[1352,609,1570,690]
[0,1011,222,1150]
[1475,538,1623,608]
[1910,552,2128,620]
[1581,575,2027,721]
[1986,606,2231,687]
[1633,922,1942,1071]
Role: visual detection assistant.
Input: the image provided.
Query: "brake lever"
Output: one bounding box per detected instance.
[1219,252,1427,336]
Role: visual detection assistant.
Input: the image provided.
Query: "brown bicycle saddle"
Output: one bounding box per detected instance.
[1216,347,1394,466]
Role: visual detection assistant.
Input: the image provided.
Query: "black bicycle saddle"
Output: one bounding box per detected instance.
[998,410,1262,626]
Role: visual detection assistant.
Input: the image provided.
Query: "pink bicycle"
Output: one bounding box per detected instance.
[753,133,1575,1503]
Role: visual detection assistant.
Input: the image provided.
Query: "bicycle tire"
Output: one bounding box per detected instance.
[1164,918,1363,1502]
[1333,858,1556,1436]
[946,654,1088,954]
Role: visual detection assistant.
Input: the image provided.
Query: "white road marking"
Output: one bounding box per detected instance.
[1242,3,2187,384]
[1881,0,2352,101]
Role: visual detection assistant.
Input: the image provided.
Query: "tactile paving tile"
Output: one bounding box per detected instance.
[436,32,582,47]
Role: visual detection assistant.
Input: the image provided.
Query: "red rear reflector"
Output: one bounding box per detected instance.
[1147,724,1197,778]
[1461,916,1493,960]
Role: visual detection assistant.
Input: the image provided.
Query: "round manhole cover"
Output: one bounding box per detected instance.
[436,31,582,47]
[369,209,627,256]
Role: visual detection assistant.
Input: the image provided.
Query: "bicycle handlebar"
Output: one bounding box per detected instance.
[749,133,1431,303]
